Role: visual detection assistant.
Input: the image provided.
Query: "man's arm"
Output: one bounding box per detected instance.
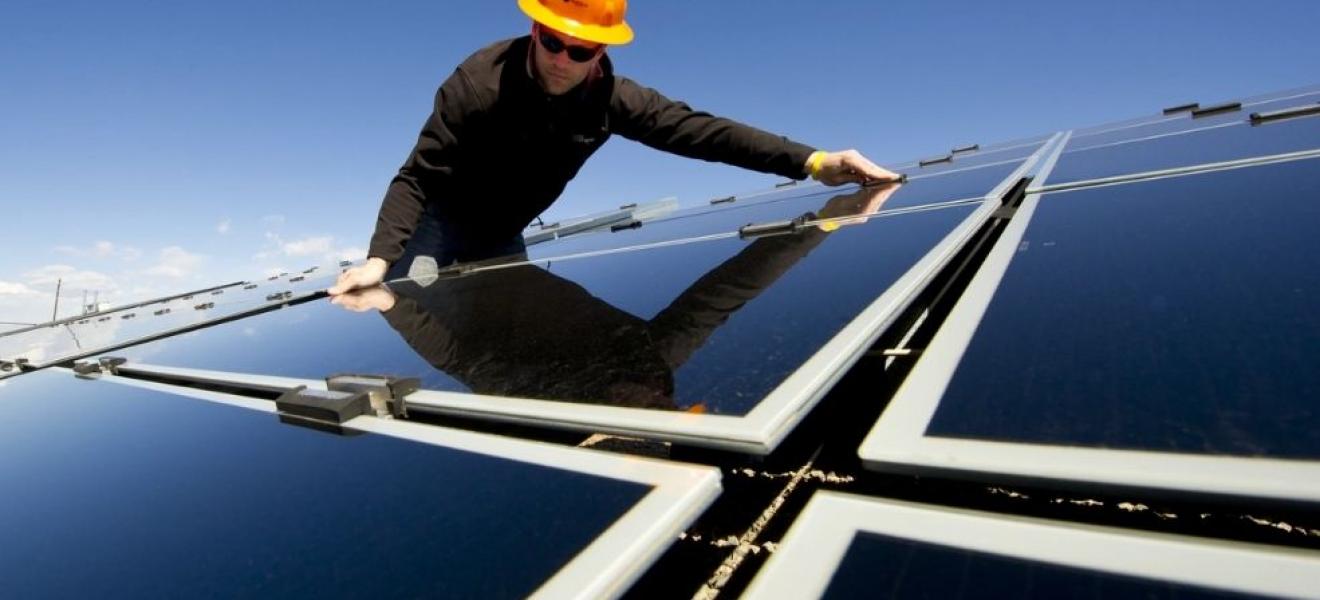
[331,69,484,295]
[610,78,899,185]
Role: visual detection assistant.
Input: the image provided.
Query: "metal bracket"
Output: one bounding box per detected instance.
[919,154,953,167]
[710,195,736,205]
[275,386,371,434]
[610,220,642,233]
[1250,103,1320,125]
[952,143,980,154]
[326,374,420,419]
[70,356,128,379]
[739,214,812,240]
[1191,101,1241,118]
[863,174,908,186]
[1163,102,1199,115]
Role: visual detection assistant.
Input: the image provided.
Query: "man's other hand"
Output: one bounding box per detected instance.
[814,149,902,186]
[329,284,397,313]
[328,257,388,296]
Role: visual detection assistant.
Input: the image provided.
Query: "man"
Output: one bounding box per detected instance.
[329,0,899,296]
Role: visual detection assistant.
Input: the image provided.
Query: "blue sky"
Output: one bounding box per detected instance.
[3,0,1318,325]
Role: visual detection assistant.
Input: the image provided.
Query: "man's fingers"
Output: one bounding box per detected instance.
[843,153,900,182]
[328,269,363,296]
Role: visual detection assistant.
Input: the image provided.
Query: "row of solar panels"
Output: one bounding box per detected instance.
[2,83,1318,597]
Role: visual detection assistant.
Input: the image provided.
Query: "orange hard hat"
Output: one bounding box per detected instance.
[517,0,634,46]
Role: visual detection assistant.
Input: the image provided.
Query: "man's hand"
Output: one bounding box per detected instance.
[328,257,389,296]
[329,284,397,313]
[812,149,902,186]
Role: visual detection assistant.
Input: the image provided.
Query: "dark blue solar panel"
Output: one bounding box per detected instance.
[0,267,342,368]
[1048,109,1320,185]
[529,161,1020,259]
[0,370,648,598]
[823,533,1248,599]
[112,199,980,416]
[1066,91,1320,152]
[895,138,1044,174]
[926,158,1320,458]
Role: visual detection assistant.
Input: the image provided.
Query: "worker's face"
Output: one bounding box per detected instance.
[531,24,605,96]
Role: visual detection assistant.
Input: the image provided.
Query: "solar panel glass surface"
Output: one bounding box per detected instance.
[743,493,1320,599]
[0,370,651,598]
[1066,90,1320,152]
[109,193,980,418]
[926,158,1320,458]
[0,266,342,368]
[528,157,1026,259]
[822,533,1248,599]
[1048,107,1320,185]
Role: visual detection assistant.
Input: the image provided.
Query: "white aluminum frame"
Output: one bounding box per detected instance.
[79,369,720,600]
[114,134,1061,455]
[742,492,1320,599]
[859,137,1320,504]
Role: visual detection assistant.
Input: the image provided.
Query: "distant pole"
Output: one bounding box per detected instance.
[52,278,62,321]
[82,290,88,315]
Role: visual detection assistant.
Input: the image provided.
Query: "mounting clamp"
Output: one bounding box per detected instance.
[326,374,420,419]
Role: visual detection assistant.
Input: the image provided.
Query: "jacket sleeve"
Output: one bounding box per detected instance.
[610,77,817,181]
[648,224,830,370]
[368,70,485,263]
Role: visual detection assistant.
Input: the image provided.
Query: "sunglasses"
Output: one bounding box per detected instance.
[536,29,603,63]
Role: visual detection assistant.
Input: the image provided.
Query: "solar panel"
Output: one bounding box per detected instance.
[860,153,1320,502]
[1047,97,1320,186]
[92,148,1038,454]
[0,264,349,371]
[527,150,1040,260]
[1067,85,1320,148]
[0,281,247,341]
[0,369,718,598]
[742,492,1320,599]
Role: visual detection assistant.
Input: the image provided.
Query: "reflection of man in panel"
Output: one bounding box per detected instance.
[332,186,898,411]
[329,0,899,297]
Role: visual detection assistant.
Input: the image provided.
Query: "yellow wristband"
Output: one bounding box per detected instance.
[808,150,828,180]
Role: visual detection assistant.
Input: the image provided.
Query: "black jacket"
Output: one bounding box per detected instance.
[368,36,817,262]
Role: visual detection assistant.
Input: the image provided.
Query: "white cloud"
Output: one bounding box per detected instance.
[281,236,335,257]
[0,281,39,296]
[216,218,232,235]
[144,246,205,279]
[53,241,142,262]
[23,265,118,292]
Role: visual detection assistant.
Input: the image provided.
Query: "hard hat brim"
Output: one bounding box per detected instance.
[518,0,635,46]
